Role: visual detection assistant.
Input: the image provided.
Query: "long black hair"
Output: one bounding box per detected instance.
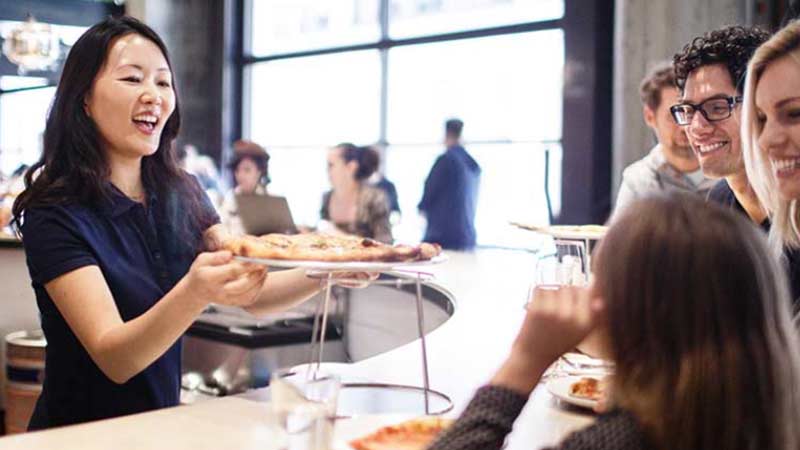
[13,16,216,252]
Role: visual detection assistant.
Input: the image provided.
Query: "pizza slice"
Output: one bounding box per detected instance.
[349,417,454,450]
[569,377,606,401]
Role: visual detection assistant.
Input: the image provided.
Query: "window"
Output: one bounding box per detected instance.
[247,50,381,146]
[243,1,565,248]
[250,0,381,56]
[0,20,88,179]
[389,0,563,38]
[386,30,563,143]
[0,85,55,176]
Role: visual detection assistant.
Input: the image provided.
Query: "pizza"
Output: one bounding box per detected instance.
[349,417,454,450]
[223,233,442,262]
[569,377,606,401]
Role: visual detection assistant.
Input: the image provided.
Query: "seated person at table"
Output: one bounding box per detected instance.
[365,146,401,219]
[614,62,713,215]
[220,140,270,235]
[672,25,770,227]
[428,194,800,450]
[321,143,392,243]
[742,20,800,311]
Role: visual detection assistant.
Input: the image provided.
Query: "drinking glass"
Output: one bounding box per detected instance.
[526,240,588,307]
[271,369,340,450]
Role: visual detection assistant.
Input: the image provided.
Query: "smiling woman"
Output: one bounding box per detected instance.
[9,16,325,430]
[742,20,800,311]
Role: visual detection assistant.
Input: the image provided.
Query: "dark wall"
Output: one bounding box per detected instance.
[140,0,238,164]
[557,0,614,224]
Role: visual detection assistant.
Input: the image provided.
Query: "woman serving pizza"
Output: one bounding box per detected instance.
[11,16,326,430]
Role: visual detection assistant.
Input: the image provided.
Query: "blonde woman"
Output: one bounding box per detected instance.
[429,194,800,450]
[742,20,800,311]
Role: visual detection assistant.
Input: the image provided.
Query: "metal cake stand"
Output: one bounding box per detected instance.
[238,255,451,415]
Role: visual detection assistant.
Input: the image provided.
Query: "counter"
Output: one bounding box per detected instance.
[0,238,39,412]
[0,248,596,449]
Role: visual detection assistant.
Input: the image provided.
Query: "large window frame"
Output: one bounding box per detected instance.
[235,0,614,231]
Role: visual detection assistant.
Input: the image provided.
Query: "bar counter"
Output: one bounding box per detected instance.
[0,248,596,449]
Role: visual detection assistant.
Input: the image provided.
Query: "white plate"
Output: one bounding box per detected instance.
[510,222,607,240]
[545,376,600,410]
[235,253,448,271]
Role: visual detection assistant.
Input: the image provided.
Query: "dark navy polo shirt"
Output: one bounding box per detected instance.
[20,183,218,429]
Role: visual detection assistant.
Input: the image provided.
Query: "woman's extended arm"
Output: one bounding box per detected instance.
[45,251,265,384]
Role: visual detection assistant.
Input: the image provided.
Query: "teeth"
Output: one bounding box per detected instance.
[771,157,800,172]
[132,114,158,124]
[698,142,726,154]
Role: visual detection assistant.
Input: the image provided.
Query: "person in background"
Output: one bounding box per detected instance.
[177,143,222,201]
[219,140,270,235]
[364,145,401,221]
[321,143,392,243]
[0,164,28,233]
[671,25,770,228]
[428,194,800,450]
[613,62,714,215]
[11,16,326,430]
[742,20,800,312]
[418,118,480,249]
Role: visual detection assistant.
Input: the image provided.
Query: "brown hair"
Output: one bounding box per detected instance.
[228,140,270,185]
[594,193,800,450]
[335,143,379,181]
[639,62,677,110]
[673,25,770,93]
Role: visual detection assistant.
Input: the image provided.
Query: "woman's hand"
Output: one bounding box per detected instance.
[514,286,604,364]
[182,251,267,307]
[491,286,604,395]
[203,224,232,252]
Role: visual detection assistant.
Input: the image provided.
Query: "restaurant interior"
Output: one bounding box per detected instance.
[0,0,798,449]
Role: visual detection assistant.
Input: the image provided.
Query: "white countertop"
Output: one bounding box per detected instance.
[0,248,595,449]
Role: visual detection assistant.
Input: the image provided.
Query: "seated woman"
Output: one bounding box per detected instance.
[742,20,800,312]
[428,194,800,450]
[321,143,392,243]
[220,140,270,235]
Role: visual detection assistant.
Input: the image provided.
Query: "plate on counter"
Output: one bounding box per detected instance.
[235,254,448,271]
[510,222,608,240]
[546,376,602,410]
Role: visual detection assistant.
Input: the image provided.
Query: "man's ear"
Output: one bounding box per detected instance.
[642,104,656,129]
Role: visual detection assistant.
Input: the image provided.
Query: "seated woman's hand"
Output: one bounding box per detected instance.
[183,251,267,307]
[514,286,604,367]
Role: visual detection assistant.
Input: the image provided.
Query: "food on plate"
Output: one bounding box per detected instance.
[568,377,606,401]
[223,233,442,262]
[349,417,455,450]
[510,222,608,236]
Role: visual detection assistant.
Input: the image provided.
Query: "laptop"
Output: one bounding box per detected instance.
[235,194,298,235]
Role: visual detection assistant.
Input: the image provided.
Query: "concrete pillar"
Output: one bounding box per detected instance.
[612,0,748,202]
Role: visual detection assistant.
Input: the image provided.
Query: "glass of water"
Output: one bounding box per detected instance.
[271,368,340,450]
[526,240,588,307]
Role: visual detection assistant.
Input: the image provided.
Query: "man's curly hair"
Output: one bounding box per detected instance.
[673,25,771,93]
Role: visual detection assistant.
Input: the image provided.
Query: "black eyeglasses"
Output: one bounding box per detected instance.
[669,96,743,126]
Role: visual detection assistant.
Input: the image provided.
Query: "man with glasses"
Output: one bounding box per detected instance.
[614,62,714,215]
[672,25,770,227]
